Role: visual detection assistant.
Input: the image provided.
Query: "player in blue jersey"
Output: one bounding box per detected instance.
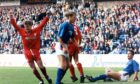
[55,11,77,84]
[86,50,139,82]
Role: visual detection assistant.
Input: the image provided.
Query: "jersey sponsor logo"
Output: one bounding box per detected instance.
[25,36,36,40]
[25,33,37,40]
[69,31,73,36]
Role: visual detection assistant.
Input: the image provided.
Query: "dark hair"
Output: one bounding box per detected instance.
[64,11,76,17]
[24,20,33,26]
[128,50,134,55]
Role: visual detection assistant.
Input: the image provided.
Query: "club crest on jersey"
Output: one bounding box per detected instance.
[34,33,37,36]
[69,31,73,36]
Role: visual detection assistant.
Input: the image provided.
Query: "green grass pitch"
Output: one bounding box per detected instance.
[0,67,140,84]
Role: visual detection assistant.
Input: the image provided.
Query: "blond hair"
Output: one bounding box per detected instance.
[64,10,76,18]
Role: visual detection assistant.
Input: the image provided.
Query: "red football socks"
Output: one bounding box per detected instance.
[77,63,84,76]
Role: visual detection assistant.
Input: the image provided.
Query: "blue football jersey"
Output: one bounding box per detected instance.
[123,59,139,76]
[58,22,74,44]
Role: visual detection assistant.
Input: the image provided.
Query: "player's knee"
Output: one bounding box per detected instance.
[38,65,44,69]
[39,66,45,70]
[105,67,113,74]
[66,62,70,68]
[76,62,82,66]
[32,68,37,73]
[61,64,68,70]
[75,62,79,65]
[69,63,73,67]
[73,57,78,63]
[106,72,113,77]
[65,64,69,70]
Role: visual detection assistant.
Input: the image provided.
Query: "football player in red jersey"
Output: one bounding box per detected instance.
[9,11,52,84]
[68,25,85,83]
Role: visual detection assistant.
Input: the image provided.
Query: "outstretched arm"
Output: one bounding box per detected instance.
[36,16,49,31]
[132,60,139,81]
[9,11,21,31]
[133,72,139,81]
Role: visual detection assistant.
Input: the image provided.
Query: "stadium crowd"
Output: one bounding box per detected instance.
[0,1,140,54]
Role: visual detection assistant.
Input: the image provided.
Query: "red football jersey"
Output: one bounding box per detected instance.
[10,16,49,50]
[74,25,82,43]
[68,25,82,56]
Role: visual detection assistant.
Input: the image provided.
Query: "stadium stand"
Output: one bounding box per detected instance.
[0,0,140,54]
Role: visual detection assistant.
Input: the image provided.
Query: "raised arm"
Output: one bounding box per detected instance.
[36,16,49,31]
[9,11,21,31]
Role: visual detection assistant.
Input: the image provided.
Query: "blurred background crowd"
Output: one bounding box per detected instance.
[0,0,140,54]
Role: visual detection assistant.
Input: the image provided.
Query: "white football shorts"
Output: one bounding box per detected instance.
[118,71,129,81]
[55,42,69,59]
